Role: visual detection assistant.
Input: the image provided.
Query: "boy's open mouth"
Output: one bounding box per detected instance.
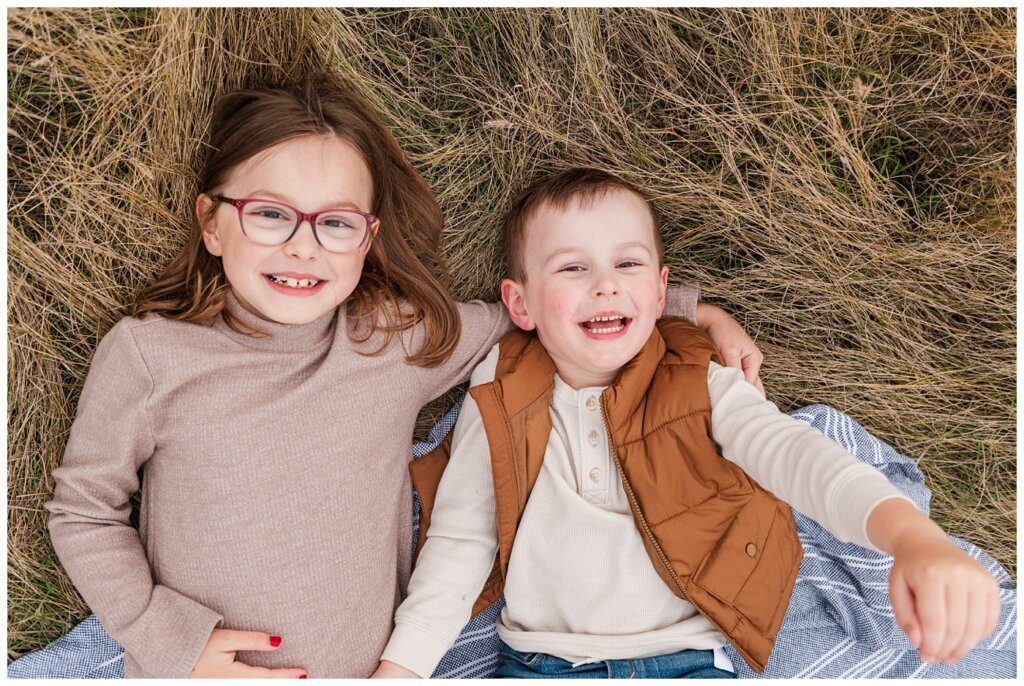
[579,315,631,335]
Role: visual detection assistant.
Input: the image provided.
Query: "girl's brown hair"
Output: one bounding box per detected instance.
[133,79,460,367]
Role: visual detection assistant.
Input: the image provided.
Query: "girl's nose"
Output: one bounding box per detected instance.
[284,220,321,259]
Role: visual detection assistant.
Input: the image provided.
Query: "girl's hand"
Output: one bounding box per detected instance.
[191,629,307,678]
[868,499,1001,665]
[695,303,764,393]
[371,660,421,678]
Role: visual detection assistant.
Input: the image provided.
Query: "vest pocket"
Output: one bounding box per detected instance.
[691,489,799,635]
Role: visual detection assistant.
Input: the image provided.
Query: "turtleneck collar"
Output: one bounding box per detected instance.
[212,289,339,353]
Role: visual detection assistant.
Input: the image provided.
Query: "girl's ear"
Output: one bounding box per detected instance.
[196,194,223,257]
[500,278,535,331]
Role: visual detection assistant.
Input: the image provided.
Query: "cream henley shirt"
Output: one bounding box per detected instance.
[381,343,914,677]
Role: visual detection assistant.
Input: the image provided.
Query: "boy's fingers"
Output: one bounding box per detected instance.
[915,581,948,662]
[888,572,920,646]
[937,583,968,661]
[983,582,1002,641]
[950,586,991,662]
[216,630,284,653]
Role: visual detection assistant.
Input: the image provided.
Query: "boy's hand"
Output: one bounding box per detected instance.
[191,629,307,678]
[868,499,1001,665]
[695,303,764,393]
[371,660,421,678]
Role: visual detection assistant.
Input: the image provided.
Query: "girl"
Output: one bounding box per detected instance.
[44,80,759,678]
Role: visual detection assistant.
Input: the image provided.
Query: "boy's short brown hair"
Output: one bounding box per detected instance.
[502,167,663,282]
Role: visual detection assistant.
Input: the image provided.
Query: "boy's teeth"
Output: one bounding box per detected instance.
[581,316,628,334]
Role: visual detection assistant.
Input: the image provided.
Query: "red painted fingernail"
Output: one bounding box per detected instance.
[299,675,307,679]
[269,635,282,647]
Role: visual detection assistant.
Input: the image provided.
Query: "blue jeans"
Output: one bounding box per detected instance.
[494,643,737,679]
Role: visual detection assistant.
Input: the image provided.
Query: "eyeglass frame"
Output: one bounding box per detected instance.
[212,194,379,253]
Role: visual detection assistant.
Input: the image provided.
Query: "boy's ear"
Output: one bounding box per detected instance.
[500,278,536,331]
[196,193,223,257]
[656,265,669,316]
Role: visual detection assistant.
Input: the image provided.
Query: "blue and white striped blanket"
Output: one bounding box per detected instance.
[9,404,1016,679]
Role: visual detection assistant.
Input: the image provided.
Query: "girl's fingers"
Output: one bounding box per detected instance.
[889,570,921,647]
[914,579,947,662]
[214,629,284,653]
[741,350,763,384]
[721,347,742,371]
[230,662,308,679]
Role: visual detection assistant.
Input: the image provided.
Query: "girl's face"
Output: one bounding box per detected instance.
[198,134,375,325]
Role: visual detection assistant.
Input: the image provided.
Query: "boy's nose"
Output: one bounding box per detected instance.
[284,220,321,259]
[593,271,621,297]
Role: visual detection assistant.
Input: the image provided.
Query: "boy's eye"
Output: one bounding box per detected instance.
[559,265,585,273]
[618,260,642,268]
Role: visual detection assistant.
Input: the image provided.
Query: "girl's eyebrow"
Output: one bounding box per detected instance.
[248,189,361,210]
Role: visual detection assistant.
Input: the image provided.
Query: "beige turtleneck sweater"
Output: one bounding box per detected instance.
[46,287,698,678]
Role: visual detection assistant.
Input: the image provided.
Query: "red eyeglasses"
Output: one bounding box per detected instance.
[214,195,379,254]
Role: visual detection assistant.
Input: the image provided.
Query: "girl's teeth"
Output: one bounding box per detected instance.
[270,275,319,289]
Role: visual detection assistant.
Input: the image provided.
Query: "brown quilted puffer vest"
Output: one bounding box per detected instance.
[409,317,803,673]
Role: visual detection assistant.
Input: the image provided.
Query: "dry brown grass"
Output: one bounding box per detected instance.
[7,8,1015,657]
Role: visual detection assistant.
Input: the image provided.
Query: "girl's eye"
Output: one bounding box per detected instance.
[618,260,642,268]
[250,207,290,221]
[559,265,584,273]
[320,216,357,230]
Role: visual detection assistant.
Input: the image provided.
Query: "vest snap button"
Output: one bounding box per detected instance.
[745,543,757,557]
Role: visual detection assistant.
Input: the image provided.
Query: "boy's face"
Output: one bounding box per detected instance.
[501,188,669,389]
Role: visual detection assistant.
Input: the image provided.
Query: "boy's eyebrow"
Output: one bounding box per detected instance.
[544,241,655,266]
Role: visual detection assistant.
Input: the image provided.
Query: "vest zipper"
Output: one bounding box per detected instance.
[598,397,736,653]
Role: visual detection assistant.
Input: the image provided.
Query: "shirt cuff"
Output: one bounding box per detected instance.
[832,472,918,552]
[114,585,223,677]
[379,621,456,679]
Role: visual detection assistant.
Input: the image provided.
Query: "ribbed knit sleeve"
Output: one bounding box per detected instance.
[45,320,222,677]
[707,362,914,550]
[664,282,700,324]
[415,301,514,401]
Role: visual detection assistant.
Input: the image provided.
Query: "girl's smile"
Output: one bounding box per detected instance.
[263,271,330,296]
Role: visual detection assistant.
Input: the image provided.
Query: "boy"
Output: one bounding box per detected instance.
[373,169,1000,678]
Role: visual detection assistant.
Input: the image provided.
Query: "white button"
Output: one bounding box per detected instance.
[589,468,601,483]
[585,396,598,411]
[587,430,600,446]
